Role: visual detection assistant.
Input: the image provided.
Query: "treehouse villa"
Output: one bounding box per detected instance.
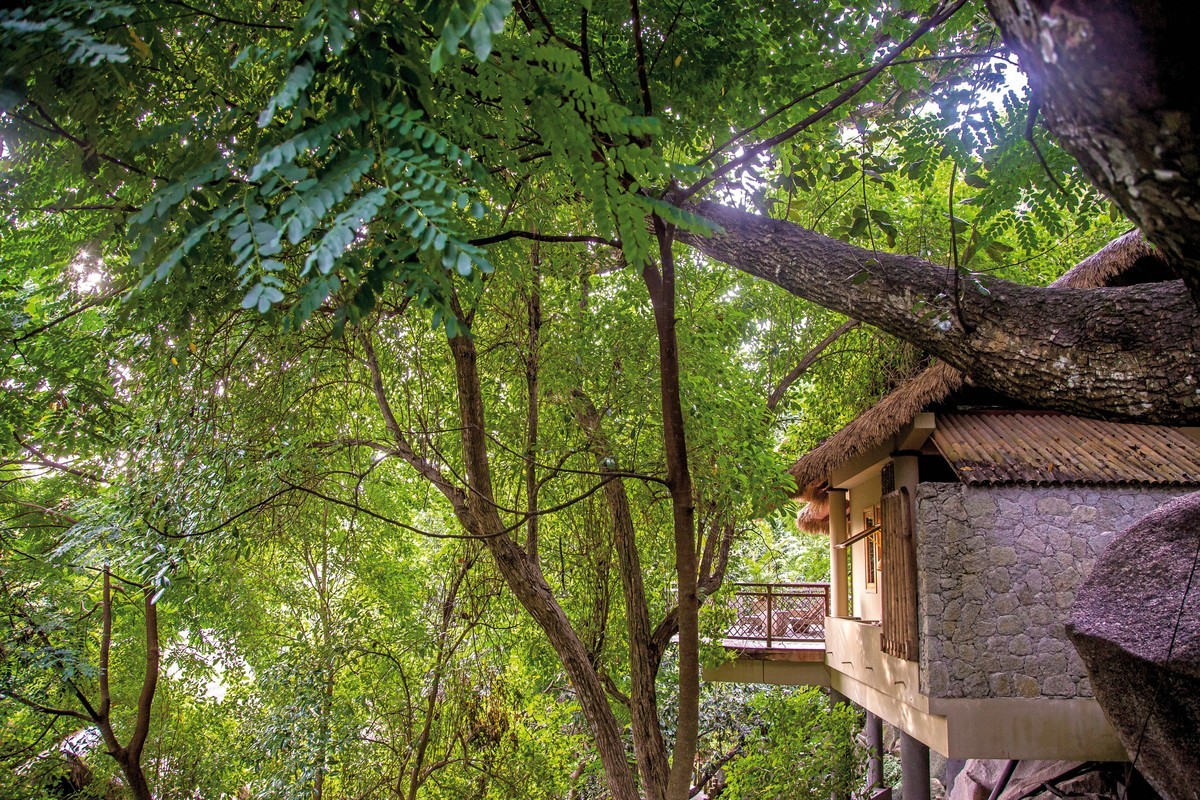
[707,233,1200,799]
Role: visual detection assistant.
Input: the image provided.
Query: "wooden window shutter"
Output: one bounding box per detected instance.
[880,487,919,661]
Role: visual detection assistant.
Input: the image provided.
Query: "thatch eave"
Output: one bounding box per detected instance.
[1049,229,1168,289]
[795,494,830,534]
[787,361,962,497]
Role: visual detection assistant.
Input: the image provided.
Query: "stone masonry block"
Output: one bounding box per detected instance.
[916,484,1182,700]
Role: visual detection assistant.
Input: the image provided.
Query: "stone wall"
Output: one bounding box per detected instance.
[914,483,1181,699]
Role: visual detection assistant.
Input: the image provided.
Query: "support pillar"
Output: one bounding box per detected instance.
[829,688,852,800]
[892,454,919,494]
[865,712,884,794]
[900,731,930,800]
[828,488,849,617]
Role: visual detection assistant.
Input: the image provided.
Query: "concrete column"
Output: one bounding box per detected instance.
[892,454,919,494]
[864,712,884,794]
[900,731,930,800]
[828,489,849,617]
[829,689,852,800]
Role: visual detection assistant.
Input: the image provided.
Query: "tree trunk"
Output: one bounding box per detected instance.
[407,560,467,800]
[677,200,1200,424]
[525,240,543,565]
[116,755,155,800]
[444,334,641,800]
[364,330,640,799]
[986,0,1200,305]
[574,389,671,800]
[644,221,701,800]
[93,572,159,800]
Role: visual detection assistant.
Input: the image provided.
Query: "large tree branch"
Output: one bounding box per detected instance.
[99,571,113,721]
[697,516,736,594]
[125,587,159,762]
[766,319,861,411]
[1,690,93,722]
[678,200,1200,424]
[649,607,679,670]
[987,1,1200,306]
[684,0,970,198]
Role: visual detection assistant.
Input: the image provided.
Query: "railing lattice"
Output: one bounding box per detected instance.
[724,582,829,646]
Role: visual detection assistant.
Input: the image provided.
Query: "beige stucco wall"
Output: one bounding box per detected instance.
[824,616,1125,760]
[849,472,882,620]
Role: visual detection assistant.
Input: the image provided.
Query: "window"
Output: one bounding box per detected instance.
[865,529,880,592]
[863,504,882,591]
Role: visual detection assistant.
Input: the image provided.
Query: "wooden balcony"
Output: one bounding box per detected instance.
[720,582,830,660]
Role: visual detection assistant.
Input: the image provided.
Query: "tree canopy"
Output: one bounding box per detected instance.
[0,0,1188,798]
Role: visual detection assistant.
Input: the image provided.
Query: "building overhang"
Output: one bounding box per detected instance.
[829,413,935,490]
[705,617,1129,762]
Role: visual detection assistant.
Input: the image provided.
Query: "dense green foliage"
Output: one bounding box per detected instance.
[0,0,1128,797]
[721,688,863,800]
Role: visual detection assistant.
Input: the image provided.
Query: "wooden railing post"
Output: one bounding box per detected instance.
[724,582,831,645]
[765,585,774,648]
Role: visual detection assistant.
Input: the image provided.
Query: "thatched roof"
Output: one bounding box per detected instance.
[795,492,830,533]
[788,230,1168,519]
[790,362,962,500]
[1049,229,1169,289]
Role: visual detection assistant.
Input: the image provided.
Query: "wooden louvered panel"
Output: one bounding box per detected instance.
[880,488,918,662]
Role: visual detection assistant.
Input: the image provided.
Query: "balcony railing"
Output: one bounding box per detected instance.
[725,582,830,647]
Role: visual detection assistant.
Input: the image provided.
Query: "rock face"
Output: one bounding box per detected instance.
[1067,491,1200,800]
[947,759,1152,800]
[948,760,1079,800]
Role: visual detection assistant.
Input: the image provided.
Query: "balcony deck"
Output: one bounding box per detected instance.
[708,613,1128,761]
[718,636,825,661]
[716,582,830,662]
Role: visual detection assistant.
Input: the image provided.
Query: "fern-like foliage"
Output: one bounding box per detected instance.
[0,2,133,72]
[125,0,507,335]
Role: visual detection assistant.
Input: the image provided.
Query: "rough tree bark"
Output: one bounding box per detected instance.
[645,219,702,800]
[987,0,1200,305]
[574,389,671,800]
[677,200,1200,425]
